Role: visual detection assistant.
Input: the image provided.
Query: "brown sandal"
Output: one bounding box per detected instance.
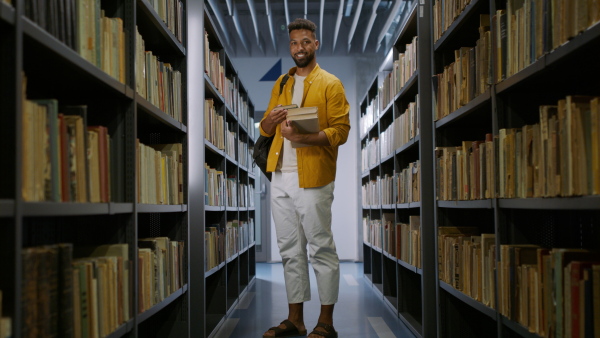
[308,322,338,338]
[263,319,308,337]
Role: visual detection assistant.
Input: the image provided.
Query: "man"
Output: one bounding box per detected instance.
[260,18,350,338]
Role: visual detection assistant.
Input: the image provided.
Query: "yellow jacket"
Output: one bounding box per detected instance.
[259,64,351,188]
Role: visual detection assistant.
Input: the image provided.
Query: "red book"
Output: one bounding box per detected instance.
[569,261,598,338]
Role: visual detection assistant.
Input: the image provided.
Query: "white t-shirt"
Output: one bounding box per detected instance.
[278,74,306,172]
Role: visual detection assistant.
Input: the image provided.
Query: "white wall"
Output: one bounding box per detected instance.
[232,55,360,261]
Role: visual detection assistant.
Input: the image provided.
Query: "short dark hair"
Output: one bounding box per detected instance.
[288,18,317,37]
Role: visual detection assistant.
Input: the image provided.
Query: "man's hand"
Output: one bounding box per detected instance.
[280,120,299,142]
[261,105,289,135]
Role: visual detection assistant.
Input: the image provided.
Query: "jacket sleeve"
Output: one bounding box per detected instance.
[322,79,351,147]
[259,75,286,137]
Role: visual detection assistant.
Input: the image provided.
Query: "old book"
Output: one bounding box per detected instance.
[72,259,93,338]
[551,249,600,338]
[63,105,88,202]
[580,267,593,338]
[88,126,110,202]
[438,227,478,283]
[73,243,130,323]
[409,216,421,267]
[481,233,496,307]
[138,239,161,304]
[286,106,319,148]
[34,99,62,200]
[57,114,71,202]
[593,265,600,338]
[0,316,11,338]
[566,261,598,338]
[22,247,40,338]
[566,96,594,196]
[87,128,101,203]
[536,248,551,336]
[591,98,600,195]
[151,143,184,204]
[56,243,74,338]
[558,99,568,196]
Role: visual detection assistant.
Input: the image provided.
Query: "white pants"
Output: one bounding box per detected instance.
[271,171,340,305]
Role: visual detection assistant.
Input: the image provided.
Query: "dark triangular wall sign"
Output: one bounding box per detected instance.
[260,59,282,81]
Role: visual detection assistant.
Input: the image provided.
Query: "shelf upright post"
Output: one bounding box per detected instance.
[417,0,437,337]
[187,0,207,336]
[8,1,24,337]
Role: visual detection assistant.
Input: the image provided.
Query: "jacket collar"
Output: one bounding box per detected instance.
[287,64,322,82]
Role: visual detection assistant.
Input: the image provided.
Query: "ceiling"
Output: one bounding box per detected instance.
[204,0,414,58]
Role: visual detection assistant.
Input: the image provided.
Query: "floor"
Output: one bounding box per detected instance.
[213,262,417,338]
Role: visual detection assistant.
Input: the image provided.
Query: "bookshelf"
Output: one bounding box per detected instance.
[2,0,192,335]
[0,0,257,335]
[360,0,436,337]
[200,8,257,337]
[361,0,600,337]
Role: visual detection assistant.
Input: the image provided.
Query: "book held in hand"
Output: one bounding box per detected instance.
[286,106,319,148]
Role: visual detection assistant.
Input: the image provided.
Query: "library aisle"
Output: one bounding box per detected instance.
[212,262,416,338]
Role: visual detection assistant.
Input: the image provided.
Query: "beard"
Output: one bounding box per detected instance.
[292,51,315,68]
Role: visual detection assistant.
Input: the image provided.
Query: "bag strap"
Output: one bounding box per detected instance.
[279,74,289,95]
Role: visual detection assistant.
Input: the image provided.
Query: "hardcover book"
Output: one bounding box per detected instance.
[286,106,319,148]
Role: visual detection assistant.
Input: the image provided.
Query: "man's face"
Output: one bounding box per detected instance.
[289,29,319,68]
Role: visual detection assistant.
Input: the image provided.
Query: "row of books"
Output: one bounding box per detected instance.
[205,226,224,270]
[362,215,421,269]
[383,214,422,268]
[204,99,225,150]
[360,96,379,137]
[432,0,473,42]
[361,136,379,172]
[363,160,421,206]
[205,219,255,271]
[225,176,238,207]
[362,175,381,206]
[379,97,420,159]
[135,28,183,122]
[378,36,418,109]
[75,1,126,84]
[433,15,492,121]
[146,0,185,42]
[204,30,252,130]
[25,239,185,337]
[137,142,183,205]
[0,291,11,338]
[438,228,497,309]
[204,174,252,208]
[204,163,225,206]
[436,95,599,201]
[396,160,421,204]
[362,217,381,249]
[498,96,600,198]
[21,243,130,338]
[238,140,249,168]
[238,183,254,208]
[225,122,236,159]
[138,237,185,313]
[495,0,600,83]
[204,31,226,98]
[435,135,495,201]
[223,77,251,129]
[22,94,111,203]
[498,246,600,338]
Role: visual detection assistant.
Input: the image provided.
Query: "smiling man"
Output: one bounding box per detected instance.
[259,18,351,338]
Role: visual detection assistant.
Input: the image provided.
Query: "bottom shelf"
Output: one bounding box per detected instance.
[399,311,423,338]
